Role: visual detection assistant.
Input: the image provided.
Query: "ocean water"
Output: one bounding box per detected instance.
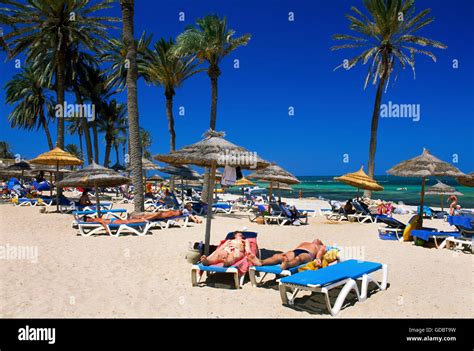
[229,176,474,209]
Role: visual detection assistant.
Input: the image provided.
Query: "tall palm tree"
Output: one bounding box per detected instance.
[139,128,153,160]
[175,15,250,129]
[120,0,145,212]
[0,0,118,149]
[0,141,14,159]
[5,65,55,150]
[113,134,127,167]
[332,0,446,196]
[97,100,128,167]
[145,38,203,151]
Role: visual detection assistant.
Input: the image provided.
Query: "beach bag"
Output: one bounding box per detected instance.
[256,216,265,225]
[403,214,420,242]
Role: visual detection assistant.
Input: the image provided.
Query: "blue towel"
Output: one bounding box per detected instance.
[254,264,302,275]
[280,259,382,287]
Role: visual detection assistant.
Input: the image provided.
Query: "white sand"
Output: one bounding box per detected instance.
[0,197,472,318]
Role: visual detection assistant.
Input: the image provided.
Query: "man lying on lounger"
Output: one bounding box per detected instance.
[248,239,326,270]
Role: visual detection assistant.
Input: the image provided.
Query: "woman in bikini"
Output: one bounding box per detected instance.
[200,232,252,267]
[248,239,326,270]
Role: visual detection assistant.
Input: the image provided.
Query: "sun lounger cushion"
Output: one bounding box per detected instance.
[410,230,461,242]
[280,259,382,287]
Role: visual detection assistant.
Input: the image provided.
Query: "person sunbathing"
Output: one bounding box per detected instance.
[200,232,252,267]
[248,239,326,270]
[182,202,202,223]
[79,190,93,206]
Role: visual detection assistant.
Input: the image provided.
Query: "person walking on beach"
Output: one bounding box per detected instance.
[248,239,326,270]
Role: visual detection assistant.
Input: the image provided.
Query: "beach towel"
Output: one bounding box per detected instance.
[201,236,258,276]
[297,249,339,272]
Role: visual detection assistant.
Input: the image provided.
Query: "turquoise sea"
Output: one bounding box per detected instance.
[230,176,474,209]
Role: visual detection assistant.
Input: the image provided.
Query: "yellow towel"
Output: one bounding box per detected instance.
[298,249,339,272]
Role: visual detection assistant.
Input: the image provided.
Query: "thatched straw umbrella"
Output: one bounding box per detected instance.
[334,166,384,197]
[147,174,164,182]
[158,164,202,202]
[29,147,83,211]
[155,130,269,255]
[235,177,255,187]
[248,164,300,201]
[457,172,474,187]
[57,163,130,217]
[6,161,31,184]
[110,162,126,172]
[425,181,463,212]
[387,148,464,227]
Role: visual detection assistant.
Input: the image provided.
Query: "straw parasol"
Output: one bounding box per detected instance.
[334,166,384,195]
[457,172,474,187]
[155,130,269,255]
[235,177,255,187]
[387,148,465,227]
[110,162,126,172]
[158,164,202,202]
[29,147,83,211]
[57,162,130,217]
[425,181,463,211]
[147,174,164,182]
[248,164,299,201]
[6,161,31,183]
[265,182,292,191]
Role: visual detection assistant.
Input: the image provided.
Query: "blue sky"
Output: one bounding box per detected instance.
[0,0,473,176]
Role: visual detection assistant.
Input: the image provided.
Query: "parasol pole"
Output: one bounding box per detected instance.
[95,181,101,218]
[50,172,53,198]
[440,195,443,212]
[269,182,273,202]
[181,177,184,204]
[204,162,216,256]
[418,177,426,228]
[56,161,60,212]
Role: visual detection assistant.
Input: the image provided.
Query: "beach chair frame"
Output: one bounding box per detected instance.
[76,221,153,237]
[278,263,388,316]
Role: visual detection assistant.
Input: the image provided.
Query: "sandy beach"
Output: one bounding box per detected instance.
[1,196,472,318]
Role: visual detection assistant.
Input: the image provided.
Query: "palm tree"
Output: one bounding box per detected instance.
[332,0,446,196]
[175,15,250,129]
[113,134,127,167]
[0,0,118,149]
[5,65,55,149]
[139,128,153,160]
[78,66,115,164]
[67,118,85,160]
[145,38,203,151]
[120,0,145,212]
[65,144,83,161]
[97,100,128,167]
[102,31,153,91]
[0,141,14,159]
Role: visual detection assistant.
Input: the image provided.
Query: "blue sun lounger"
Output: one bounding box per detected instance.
[249,246,340,286]
[191,232,258,289]
[410,229,461,248]
[279,259,388,316]
[72,208,128,221]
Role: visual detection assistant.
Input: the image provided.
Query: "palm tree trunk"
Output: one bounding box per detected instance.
[165,91,176,151]
[74,90,93,165]
[92,123,100,164]
[115,144,120,164]
[364,56,389,199]
[78,130,84,159]
[56,49,66,149]
[104,135,112,167]
[40,110,54,150]
[120,0,145,213]
[208,66,219,130]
